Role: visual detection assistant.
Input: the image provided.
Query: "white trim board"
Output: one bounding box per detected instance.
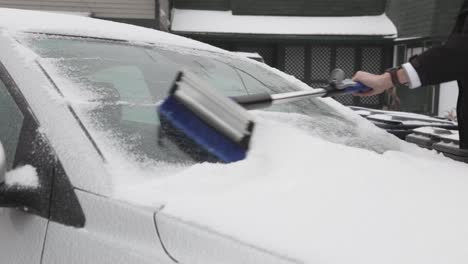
[172,9,397,36]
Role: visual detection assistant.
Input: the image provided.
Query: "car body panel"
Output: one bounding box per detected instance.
[0,209,47,264]
[42,190,172,264]
[155,211,301,264]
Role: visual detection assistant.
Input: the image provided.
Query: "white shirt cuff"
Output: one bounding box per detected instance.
[402,63,422,89]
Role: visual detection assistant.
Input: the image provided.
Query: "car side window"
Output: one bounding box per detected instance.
[0,79,24,170]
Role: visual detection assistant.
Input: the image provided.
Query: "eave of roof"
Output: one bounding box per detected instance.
[171,9,398,38]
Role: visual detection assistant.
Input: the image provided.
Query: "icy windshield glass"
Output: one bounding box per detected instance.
[24,35,378,164]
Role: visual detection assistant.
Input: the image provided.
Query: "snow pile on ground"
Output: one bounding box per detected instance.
[5,165,39,189]
[351,106,457,125]
[369,114,454,126]
[414,127,460,142]
[114,110,468,264]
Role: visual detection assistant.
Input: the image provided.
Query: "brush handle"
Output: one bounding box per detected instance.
[232,93,273,110]
[343,82,372,94]
[232,82,372,110]
[326,81,372,97]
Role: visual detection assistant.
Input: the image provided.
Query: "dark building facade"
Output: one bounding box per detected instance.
[387,0,462,38]
[172,0,460,38]
[172,0,396,109]
[170,0,462,114]
[174,0,387,16]
[386,0,461,114]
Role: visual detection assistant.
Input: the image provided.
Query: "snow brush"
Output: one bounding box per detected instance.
[158,69,371,163]
[158,71,255,163]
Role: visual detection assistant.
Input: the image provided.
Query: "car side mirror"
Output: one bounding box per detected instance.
[0,141,42,214]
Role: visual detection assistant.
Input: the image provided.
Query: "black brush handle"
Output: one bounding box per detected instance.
[231,93,273,110]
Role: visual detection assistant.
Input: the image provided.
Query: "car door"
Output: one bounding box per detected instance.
[0,68,49,264]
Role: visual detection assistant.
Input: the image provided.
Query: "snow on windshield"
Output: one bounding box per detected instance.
[18,33,468,263]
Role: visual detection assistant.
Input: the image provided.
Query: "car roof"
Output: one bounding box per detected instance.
[0,8,222,52]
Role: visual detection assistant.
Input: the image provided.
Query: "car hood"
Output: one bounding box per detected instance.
[114,109,468,264]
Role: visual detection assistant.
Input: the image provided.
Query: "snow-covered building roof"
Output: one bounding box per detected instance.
[171,9,397,37]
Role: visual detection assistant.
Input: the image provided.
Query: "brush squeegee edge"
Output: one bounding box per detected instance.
[158,96,248,163]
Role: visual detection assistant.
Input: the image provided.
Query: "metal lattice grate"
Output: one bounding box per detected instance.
[284,46,305,80]
[235,45,275,66]
[361,47,382,73]
[335,47,355,78]
[360,47,383,105]
[334,94,355,105]
[310,82,354,105]
[360,94,380,105]
[206,40,390,109]
[309,82,327,89]
[310,47,331,81]
[333,47,356,105]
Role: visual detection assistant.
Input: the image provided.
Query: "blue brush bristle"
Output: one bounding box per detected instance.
[158,96,247,163]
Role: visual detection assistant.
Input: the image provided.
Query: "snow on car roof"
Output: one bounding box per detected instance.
[0,8,222,52]
[172,9,397,36]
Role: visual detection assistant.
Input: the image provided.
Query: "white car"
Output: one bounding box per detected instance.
[1,8,468,264]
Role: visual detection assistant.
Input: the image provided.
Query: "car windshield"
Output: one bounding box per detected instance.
[22,35,391,165]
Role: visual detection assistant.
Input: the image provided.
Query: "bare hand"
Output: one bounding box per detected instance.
[352,71,393,96]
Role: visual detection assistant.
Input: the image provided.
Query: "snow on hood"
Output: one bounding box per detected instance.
[0,8,222,52]
[115,110,468,264]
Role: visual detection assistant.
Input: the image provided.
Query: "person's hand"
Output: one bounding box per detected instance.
[352,71,393,96]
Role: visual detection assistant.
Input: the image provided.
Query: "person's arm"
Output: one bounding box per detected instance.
[351,68,410,96]
[353,34,468,96]
[410,35,468,86]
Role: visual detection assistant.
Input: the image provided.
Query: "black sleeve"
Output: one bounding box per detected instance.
[410,34,468,86]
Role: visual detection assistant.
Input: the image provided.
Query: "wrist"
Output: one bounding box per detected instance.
[385,66,410,89]
[382,72,393,90]
[396,69,410,85]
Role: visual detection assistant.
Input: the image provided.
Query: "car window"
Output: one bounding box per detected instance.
[0,79,24,170]
[90,65,159,125]
[151,49,249,96]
